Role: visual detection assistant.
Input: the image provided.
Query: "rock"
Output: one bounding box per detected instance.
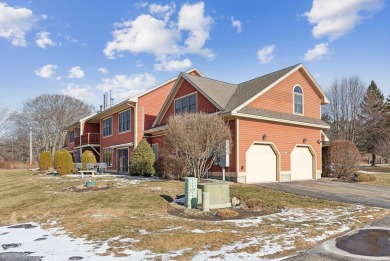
[8,224,37,229]
[2,243,21,250]
[34,238,47,241]
[68,256,84,260]
[0,252,42,261]
[231,197,240,206]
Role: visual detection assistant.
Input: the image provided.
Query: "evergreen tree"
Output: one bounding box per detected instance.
[129,139,156,176]
[360,80,386,166]
[367,80,384,104]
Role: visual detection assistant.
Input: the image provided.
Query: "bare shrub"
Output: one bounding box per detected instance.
[154,155,187,180]
[165,113,232,180]
[243,198,267,211]
[216,209,239,218]
[329,140,361,179]
[0,160,12,169]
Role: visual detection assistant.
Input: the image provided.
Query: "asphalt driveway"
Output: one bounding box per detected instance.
[259,179,390,209]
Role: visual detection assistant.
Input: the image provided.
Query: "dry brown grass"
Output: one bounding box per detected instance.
[0,169,388,259]
[354,173,377,182]
[356,166,390,186]
[216,209,239,218]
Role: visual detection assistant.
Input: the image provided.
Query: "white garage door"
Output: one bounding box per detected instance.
[246,144,277,183]
[291,146,313,181]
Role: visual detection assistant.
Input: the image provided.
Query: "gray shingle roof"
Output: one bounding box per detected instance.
[182,64,301,112]
[238,106,329,128]
[183,73,237,109]
[224,64,301,112]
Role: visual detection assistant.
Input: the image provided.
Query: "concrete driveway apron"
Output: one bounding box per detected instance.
[258,179,390,209]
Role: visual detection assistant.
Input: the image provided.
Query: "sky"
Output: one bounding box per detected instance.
[0,0,389,111]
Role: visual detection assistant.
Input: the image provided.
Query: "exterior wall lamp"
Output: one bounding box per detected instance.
[262,134,267,141]
[303,138,307,144]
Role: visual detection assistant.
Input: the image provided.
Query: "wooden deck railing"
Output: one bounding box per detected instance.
[75,133,100,146]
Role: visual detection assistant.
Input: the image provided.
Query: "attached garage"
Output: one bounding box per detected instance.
[246,143,278,183]
[290,146,314,180]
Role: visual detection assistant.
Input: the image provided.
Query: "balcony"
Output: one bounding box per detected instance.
[74,133,100,147]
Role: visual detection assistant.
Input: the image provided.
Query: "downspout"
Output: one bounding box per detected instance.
[134,103,138,147]
[142,106,145,137]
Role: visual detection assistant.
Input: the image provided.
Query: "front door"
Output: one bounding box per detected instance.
[117,148,129,173]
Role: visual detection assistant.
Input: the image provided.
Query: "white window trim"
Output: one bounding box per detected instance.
[173,92,197,115]
[293,85,304,116]
[118,109,131,134]
[102,116,113,138]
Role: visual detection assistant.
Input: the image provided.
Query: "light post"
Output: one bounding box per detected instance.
[29,127,32,166]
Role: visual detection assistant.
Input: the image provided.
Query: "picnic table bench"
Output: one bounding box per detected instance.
[78,170,96,176]
[75,163,107,176]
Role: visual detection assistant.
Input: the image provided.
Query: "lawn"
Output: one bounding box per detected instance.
[0,169,388,259]
[357,165,390,187]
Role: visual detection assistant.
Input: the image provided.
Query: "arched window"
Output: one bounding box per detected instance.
[294,86,303,114]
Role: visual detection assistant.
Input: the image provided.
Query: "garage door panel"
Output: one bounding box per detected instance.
[291,147,313,181]
[246,144,277,183]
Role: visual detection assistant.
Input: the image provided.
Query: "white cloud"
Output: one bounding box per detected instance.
[64,35,86,46]
[61,83,96,101]
[68,66,85,79]
[304,43,329,61]
[231,17,242,33]
[304,0,384,40]
[96,73,156,100]
[40,14,48,20]
[155,58,192,71]
[36,31,55,48]
[104,2,214,64]
[134,2,148,8]
[34,64,57,79]
[0,3,36,46]
[178,2,214,59]
[103,14,180,59]
[98,67,109,74]
[136,60,144,67]
[149,2,175,20]
[256,45,275,64]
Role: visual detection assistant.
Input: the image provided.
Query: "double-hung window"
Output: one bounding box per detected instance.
[103,117,112,137]
[103,148,113,166]
[152,144,158,161]
[175,93,196,114]
[294,86,303,115]
[69,130,74,143]
[119,110,131,133]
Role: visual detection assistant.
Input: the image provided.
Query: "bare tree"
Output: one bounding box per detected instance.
[11,94,94,158]
[0,104,11,141]
[165,113,232,180]
[323,76,366,146]
[329,140,361,179]
[375,134,390,160]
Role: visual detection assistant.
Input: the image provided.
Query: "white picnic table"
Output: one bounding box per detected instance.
[78,170,96,177]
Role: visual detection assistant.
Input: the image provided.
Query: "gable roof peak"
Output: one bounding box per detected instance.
[239,63,301,85]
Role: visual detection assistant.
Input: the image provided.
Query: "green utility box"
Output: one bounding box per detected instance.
[197,181,231,209]
[185,177,198,208]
